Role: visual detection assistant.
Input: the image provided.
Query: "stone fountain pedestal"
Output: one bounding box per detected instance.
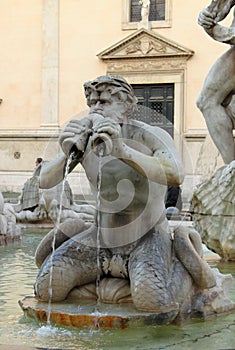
[19,296,179,329]
[191,161,235,260]
[19,271,235,330]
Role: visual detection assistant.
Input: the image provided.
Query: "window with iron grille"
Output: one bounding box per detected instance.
[130,0,165,22]
[131,83,174,137]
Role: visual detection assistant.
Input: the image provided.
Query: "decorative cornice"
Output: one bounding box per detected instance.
[106,58,187,74]
[98,28,194,60]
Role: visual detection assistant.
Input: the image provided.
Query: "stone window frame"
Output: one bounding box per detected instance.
[122,0,172,30]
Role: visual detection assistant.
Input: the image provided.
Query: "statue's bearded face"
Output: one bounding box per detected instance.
[88,85,130,123]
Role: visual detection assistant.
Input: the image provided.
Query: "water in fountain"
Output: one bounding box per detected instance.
[1,229,235,349]
[46,152,75,325]
[93,144,105,325]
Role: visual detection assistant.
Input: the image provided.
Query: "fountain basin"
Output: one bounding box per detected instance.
[19,296,179,329]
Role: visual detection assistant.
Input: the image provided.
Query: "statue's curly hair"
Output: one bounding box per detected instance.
[83,75,138,116]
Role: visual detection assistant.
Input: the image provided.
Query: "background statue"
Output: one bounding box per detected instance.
[14,158,95,223]
[197,0,235,164]
[0,192,21,244]
[191,0,235,264]
[34,75,234,321]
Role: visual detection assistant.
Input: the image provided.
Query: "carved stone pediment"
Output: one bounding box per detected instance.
[98,28,194,60]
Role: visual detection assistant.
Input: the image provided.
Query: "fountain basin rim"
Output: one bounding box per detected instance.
[19,296,179,329]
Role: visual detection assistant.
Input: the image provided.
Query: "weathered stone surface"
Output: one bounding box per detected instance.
[191,161,235,260]
[19,296,179,328]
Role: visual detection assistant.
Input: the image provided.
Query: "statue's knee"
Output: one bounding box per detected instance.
[34,267,71,302]
[174,226,202,256]
[196,93,210,112]
[196,93,217,114]
[34,274,51,301]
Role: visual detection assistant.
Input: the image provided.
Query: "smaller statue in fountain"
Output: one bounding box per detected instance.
[14,157,95,223]
[0,192,21,245]
[34,75,234,323]
[197,0,235,164]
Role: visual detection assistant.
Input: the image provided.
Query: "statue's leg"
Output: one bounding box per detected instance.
[173,226,216,289]
[35,218,91,268]
[196,47,235,164]
[128,230,176,312]
[34,224,109,302]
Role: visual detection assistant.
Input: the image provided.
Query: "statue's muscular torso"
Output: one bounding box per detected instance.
[81,121,167,247]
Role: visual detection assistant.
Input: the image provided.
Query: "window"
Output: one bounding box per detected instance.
[149,0,165,21]
[131,84,174,137]
[130,0,165,22]
[122,0,171,30]
[130,0,141,22]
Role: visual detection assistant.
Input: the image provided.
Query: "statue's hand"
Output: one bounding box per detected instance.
[92,117,121,138]
[59,119,91,156]
[91,117,123,157]
[198,8,217,29]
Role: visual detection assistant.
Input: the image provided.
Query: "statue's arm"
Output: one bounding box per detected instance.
[39,152,79,189]
[152,132,184,186]
[39,114,98,189]
[198,3,235,44]
[119,128,184,186]
[91,117,183,185]
[212,0,235,22]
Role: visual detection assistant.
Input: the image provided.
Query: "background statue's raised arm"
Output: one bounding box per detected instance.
[198,0,235,44]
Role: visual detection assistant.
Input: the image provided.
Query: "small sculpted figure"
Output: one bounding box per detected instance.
[34,75,234,320]
[139,0,150,24]
[0,192,21,241]
[197,0,235,164]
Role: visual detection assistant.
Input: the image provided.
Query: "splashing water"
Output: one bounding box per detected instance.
[36,325,72,337]
[46,152,75,325]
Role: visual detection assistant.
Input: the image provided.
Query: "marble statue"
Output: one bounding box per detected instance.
[34,75,234,322]
[0,191,21,244]
[191,160,235,260]
[140,0,150,22]
[197,0,235,164]
[191,1,235,261]
[138,0,151,29]
[14,159,95,223]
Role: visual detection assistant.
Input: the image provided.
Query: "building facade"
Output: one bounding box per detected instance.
[0,0,231,204]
